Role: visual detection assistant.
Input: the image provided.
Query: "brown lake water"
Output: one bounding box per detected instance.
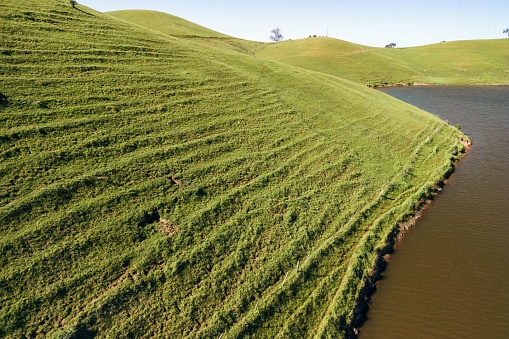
[359,86,509,339]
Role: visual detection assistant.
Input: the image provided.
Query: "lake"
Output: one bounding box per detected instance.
[359,86,509,338]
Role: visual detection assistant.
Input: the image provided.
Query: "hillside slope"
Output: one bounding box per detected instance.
[108,10,230,38]
[104,10,509,86]
[1,1,466,338]
[256,37,509,85]
[107,9,263,56]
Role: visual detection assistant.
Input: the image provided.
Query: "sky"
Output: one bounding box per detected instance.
[78,0,509,47]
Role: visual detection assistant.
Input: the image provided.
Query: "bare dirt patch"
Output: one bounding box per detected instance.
[158,217,179,237]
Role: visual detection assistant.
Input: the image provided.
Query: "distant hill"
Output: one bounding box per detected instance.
[107,9,263,55]
[108,10,230,38]
[1,1,466,338]
[111,10,509,86]
[256,37,509,85]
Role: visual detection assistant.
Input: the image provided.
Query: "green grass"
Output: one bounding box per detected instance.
[107,10,230,38]
[107,10,264,56]
[113,10,509,86]
[1,1,467,338]
[255,37,509,85]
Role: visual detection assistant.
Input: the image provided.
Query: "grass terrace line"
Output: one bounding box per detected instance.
[0,1,486,338]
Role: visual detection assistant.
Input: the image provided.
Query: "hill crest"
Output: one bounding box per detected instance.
[256,36,509,85]
[107,9,230,38]
[106,9,509,86]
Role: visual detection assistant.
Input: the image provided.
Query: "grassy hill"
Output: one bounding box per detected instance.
[1,1,466,338]
[108,10,230,38]
[256,37,509,86]
[107,10,263,56]
[105,10,509,86]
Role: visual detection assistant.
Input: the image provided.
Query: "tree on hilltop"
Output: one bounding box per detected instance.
[70,0,77,8]
[270,28,283,42]
[504,28,509,36]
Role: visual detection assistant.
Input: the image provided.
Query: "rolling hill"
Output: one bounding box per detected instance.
[256,37,509,86]
[1,1,467,338]
[110,10,509,86]
[108,10,230,38]
[107,10,263,56]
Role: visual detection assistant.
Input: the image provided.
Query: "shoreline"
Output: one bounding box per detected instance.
[347,137,472,338]
[370,81,509,88]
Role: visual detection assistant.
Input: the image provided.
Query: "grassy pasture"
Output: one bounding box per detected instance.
[112,10,509,86]
[256,37,509,85]
[1,1,466,338]
[107,10,263,56]
[107,10,230,38]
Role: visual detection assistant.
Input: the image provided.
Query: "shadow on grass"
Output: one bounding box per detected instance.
[73,5,93,16]
[0,92,8,108]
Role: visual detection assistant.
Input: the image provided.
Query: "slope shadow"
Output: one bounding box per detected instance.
[0,92,8,108]
[72,4,93,16]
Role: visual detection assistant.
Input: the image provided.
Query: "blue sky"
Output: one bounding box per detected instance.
[79,0,509,47]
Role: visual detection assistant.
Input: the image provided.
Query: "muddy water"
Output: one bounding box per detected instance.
[359,86,509,338]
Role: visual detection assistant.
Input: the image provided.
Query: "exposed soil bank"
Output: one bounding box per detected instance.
[346,138,471,338]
